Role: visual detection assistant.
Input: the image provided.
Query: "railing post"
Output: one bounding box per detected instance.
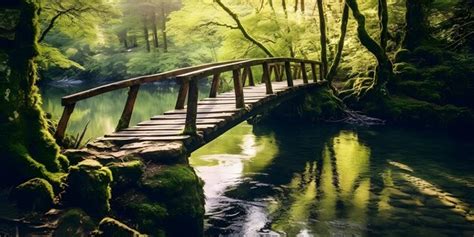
[310,63,317,82]
[116,85,140,131]
[183,77,198,135]
[233,69,245,108]
[175,79,189,109]
[300,62,308,84]
[54,103,76,142]
[209,73,220,98]
[285,61,294,87]
[319,63,324,81]
[262,62,273,94]
[241,67,248,87]
[247,66,255,86]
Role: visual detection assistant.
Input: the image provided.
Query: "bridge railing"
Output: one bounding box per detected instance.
[54,57,323,142]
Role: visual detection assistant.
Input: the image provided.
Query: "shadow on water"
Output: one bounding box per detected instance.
[190,122,474,237]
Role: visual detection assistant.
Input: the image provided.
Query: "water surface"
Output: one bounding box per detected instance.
[190,123,474,237]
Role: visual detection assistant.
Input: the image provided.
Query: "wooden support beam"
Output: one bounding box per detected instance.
[233,69,245,108]
[183,78,198,135]
[241,67,248,86]
[209,73,220,98]
[319,63,324,81]
[285,61,294,87]
[247,66,255,86]
[116,85,140,131]
[262,62,273,94]
[300,62,308,84]
[311,63,318,82]
[175,79,189,109]
[54,103,76,142]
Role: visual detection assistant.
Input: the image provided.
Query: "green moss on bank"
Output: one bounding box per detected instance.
[11,178,55,212]
[63,160,113,217]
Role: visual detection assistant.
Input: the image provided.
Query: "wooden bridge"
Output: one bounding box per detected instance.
[55,58,327,152]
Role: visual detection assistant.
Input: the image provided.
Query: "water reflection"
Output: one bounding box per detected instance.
[190,123,474,237]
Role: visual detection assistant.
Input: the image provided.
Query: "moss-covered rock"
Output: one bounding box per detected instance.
[140,164,204,236]
[394,49,411,63]
[98,217,144,237]
[63,159,113,217]
[11,178,55,212]
[107,160,144,190]
[55,209,96,237]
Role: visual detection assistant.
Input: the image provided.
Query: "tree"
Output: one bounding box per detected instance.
[345,0,394,99]
[316,0,328,78]
[327,2,349,92]
[402,0,431,50]
[0,0,68,186]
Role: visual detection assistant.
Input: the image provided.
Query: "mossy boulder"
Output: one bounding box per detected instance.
[63,159,113,217]
[55,209,96,237]
[11,178,55,212]
[98,217,144,237]
[394,49,411,63]
[107,160,144,190]
[140,164,204,236]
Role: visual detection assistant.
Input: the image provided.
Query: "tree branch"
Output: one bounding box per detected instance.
[214,0,274,57]
[199,21,238,30]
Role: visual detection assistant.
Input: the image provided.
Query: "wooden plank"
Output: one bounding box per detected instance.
[124,124,213,130]
[100,135,190,141]
[198,100,257,105]
[54,103,76,142]
[106,131,183,137]
[139,118,225,126]
[116,85,140,131]
[164,107,241,114]
[151,113,233,120]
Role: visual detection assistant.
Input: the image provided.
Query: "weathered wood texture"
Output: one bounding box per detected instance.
[56,58,323,143]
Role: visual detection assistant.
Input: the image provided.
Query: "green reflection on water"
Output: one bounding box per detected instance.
[190,123,474,237]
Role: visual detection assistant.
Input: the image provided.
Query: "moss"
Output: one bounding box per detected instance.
[0,0,66,188]
[55,209,96,237]
[126,202,167,236]
[11,178,55,212]
[411,46,445,66]
[107,160,144,190]
[98,217,144,237]
[394,49,411,63]
[140,164,204,236]
[366,96,474,130]
[395,80,443,104]
[63,159,113,217]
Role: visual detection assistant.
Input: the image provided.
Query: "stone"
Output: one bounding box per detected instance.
[11,178,55,212]
[107,160,144,190]
[63,159,113,217]
[98,217,145,237]
[55,209,96,236]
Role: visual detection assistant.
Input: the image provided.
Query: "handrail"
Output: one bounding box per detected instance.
[61,59,245,106]
[54,57,323,143]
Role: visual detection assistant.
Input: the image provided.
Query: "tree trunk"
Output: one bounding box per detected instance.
[151,12,159,48]
[346,0,393,97]
[402,0,430,50]
[378,0,389,50]
[295,0,299,12]
[142,16,150,52]
[301,0,305,13]
[161,3,168,53]
[327,2,349,92]
[0,0,66,186]
[316,0,328,78]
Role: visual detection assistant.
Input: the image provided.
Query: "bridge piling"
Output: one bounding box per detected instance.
[175,80,189,109]
[262,62,273,94]
[183,77,198,135]
[310,63,318,82]
[285,61,294,87]
[300,62,309,84]
[233,69,245,108]
[209,73,220,98]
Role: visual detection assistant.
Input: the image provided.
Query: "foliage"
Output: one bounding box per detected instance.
[98,217,144,237]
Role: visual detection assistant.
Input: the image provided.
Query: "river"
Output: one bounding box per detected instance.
[41,82,474,236]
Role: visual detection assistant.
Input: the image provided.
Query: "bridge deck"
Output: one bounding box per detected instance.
[99,79,322,151]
